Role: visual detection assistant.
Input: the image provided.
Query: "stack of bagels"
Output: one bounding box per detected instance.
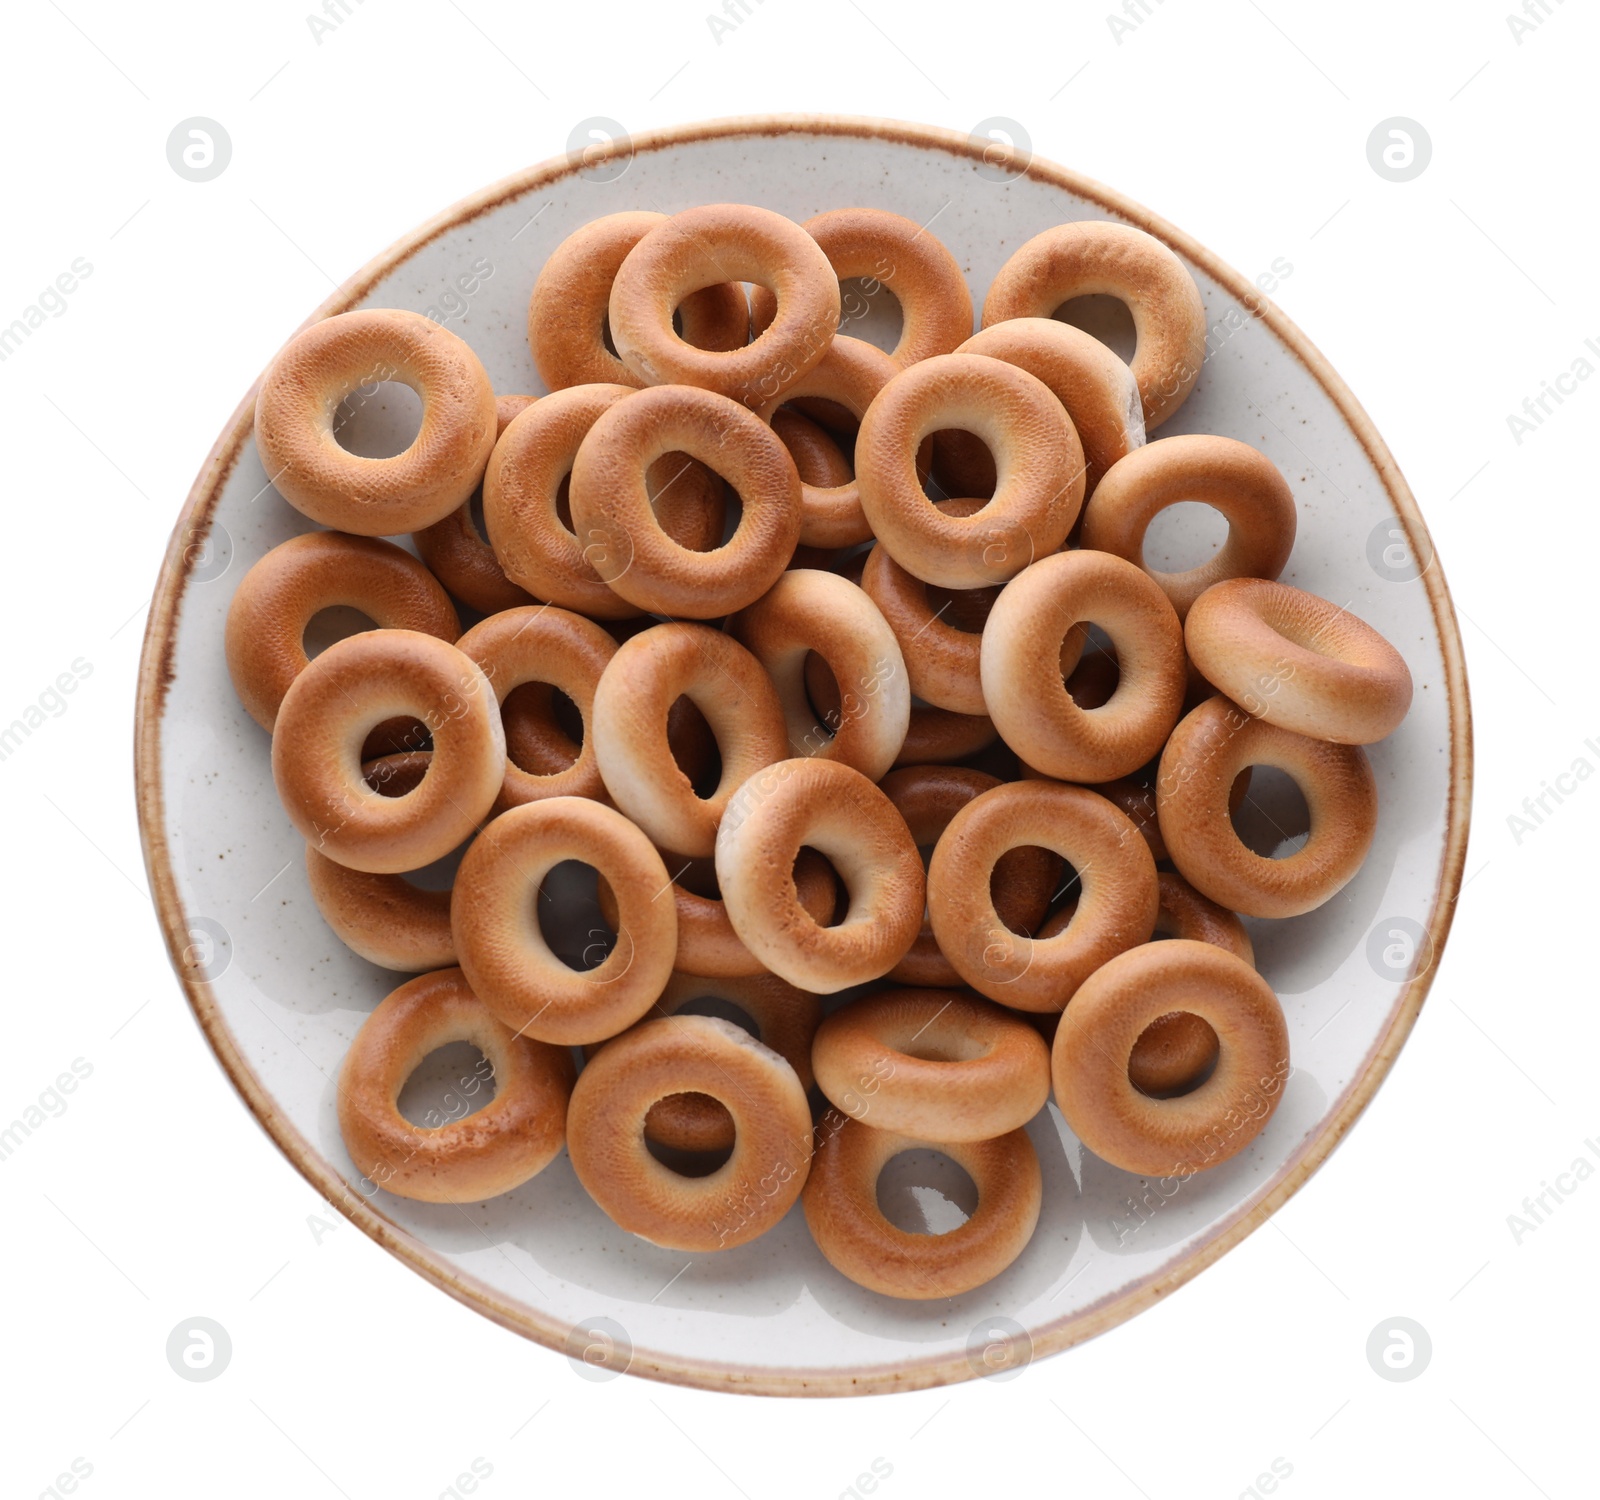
[225,201,1412,1299]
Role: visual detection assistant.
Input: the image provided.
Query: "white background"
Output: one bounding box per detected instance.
[2,1,1594,1496]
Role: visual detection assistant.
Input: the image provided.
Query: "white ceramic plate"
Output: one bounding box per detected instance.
[135,115,1471,1396]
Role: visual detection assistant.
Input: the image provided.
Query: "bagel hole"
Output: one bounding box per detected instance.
[601,313,618,358]
[836,276,904,356]
[668,696,723,797]
[795,845,848,926]
[924,581,1001,635]
[555,472,575,534]
[1042,863,1084,931]
[1129,1013,1221,1100]
[303,605,379,660]
[710,479,744,550]
[644,1122,734,1178]
[1230,765,1311,858]
[803,652,842,737]
[1052,294,1137,364]
[501,682,583,776]
[926,429,996,503]
[877,1149,979,1234]
[360,717,432,763]
[1142,501,1229,574]
[332,380,424,458]
[1066,627,1121,706]
[991,847,1059,935]
[467,487,491,545]
[535,859,617,971]
[396,1040,495,1128]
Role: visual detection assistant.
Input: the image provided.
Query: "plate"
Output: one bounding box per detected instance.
[134,114,1471,1396]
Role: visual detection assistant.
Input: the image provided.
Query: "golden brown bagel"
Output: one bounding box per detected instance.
[337,968,574,1202]
[254,308,497,533]
[980,550,1186,783]
[728,570,910,782]
[609,203,839,405]
[587,970,822,1153]
[597,849,839,980]
[454,604,617,812]
[568,384,803,617]
[483,383,725,620]
[894,706,1000,767]
[271,630,504,875]
[567,1014,813,1250]
[771,407,853,491]
[1040,871,1253,1095]
[926,780,1157,1011]
[225,531,459,732]
[880,765,1058,986]
[856,353,1084,589]
[803,1115,1041,1299]
[528,210,748,390]
[1185,578,1413,744]
[1080,436,1297,620]
[937,317,1146,502]
[715,758,924,993]
[749,206,974,370]
[813,988,1051,1140]
[591,623,790,858]
[981,221,1207,429]
[754,336,899,548]
[451,796,677,1045]
[412,394,539,614]
[1156,694,1379,917]
[1051,941,1289,1175]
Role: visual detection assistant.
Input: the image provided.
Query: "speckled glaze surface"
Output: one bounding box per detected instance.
[134,115,1471,1397]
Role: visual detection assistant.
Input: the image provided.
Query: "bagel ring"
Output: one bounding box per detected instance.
[729,569,910,782]
[586,971,822,1154]
[528,210,748,390]
[599,849,838,980]
[981,220,1207,430]
[1040,871,1253,1096]
[936,317,1146,502]
[755,335,899,548]
[454,604,618,812]
[980,550,1186,782]
[483,383,726,620]
[860,503,1040,716]
[772,407,853,491]
[1080,436,1297,620]
[1185,578,1413,744]
[609,203,840,405]
[592,623,790,858]
[305,751,456,970]
[715,758,924,993]
[225,531,460,731]
[1051,941,1290,1175]
[254,308,498,533]
[803,1115,1041,1299]
[880,765,1058,986]
[452,796,677,1045]
[926,780,1158,1012]
[412,394,540,614]
[856,353,1084,589]
[569,384,803,617]
[750,207,974,370]
[337,968,574,1203]
[813,988,1051,1141]
[1156,694,1379,918]
[566,1014,813,1251]
[894,706,1000,767]
[271,630,504,874]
